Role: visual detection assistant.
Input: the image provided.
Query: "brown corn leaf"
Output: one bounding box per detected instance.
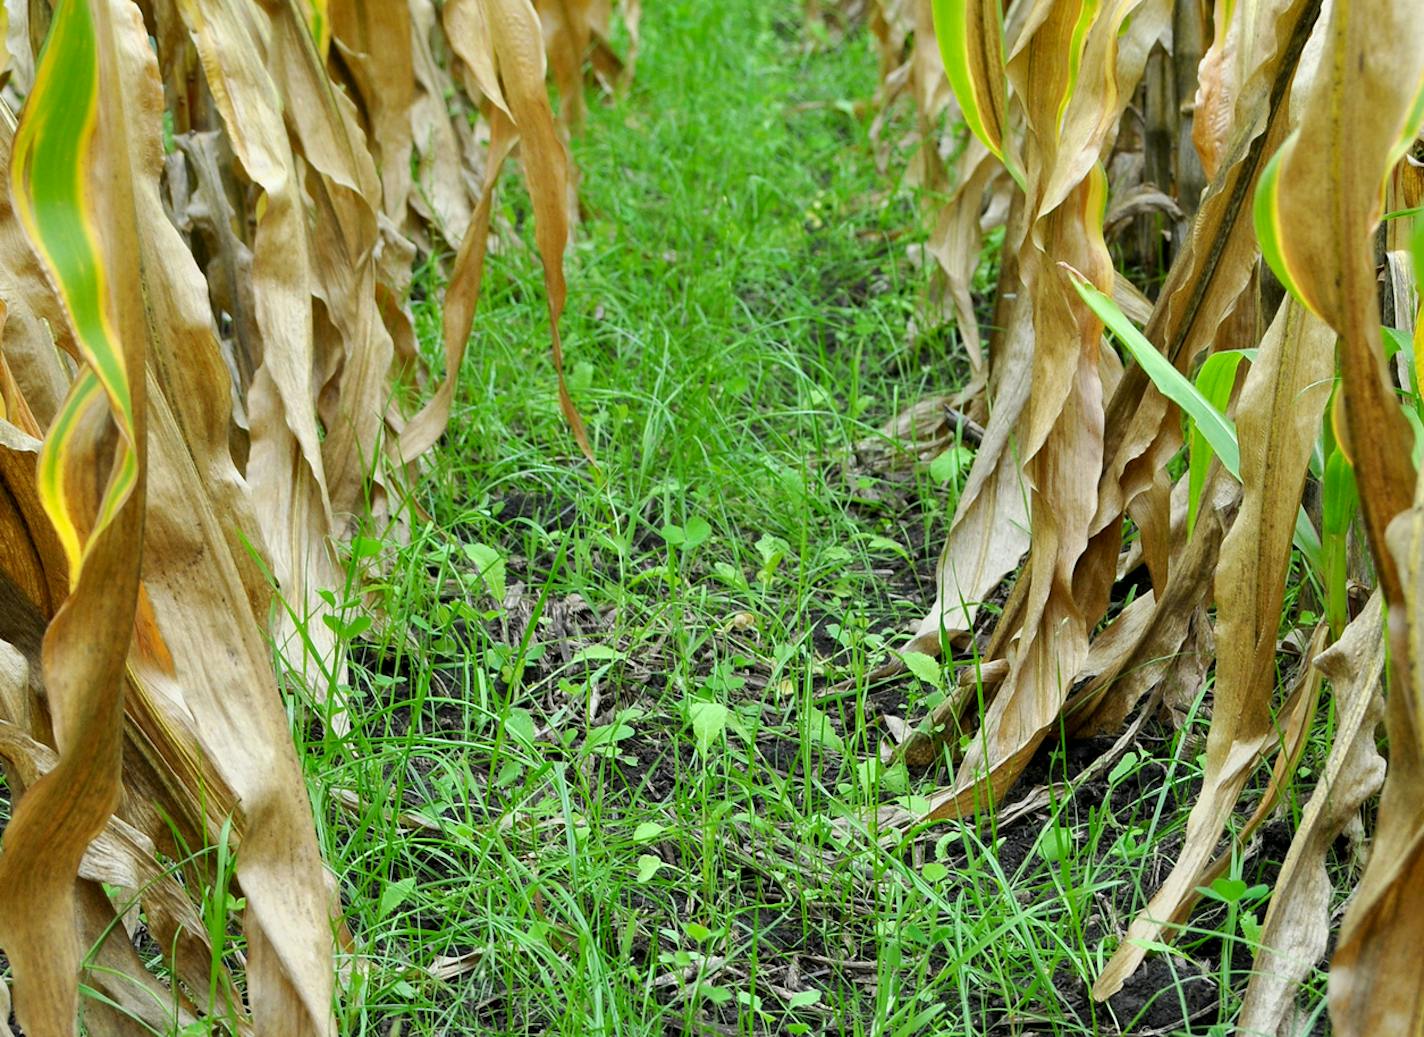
[399,107,516,461]
[264,0,397,531]
[1094,298,1334,999]
[0,1,149,1030]
[1191,0,1300,180]
[409,0,476,242]
[482,0,595,463]
[1261,0,1420,605]
[0,714,232,1025]
[1068,472,1233,737]
[1257,4,1424,1027]
[537,0,593,132]
[330,0,416,226]
[1095,0,1322,545]
[901,299,1032,659]
[924,137,999,381]
[919,0,1165,818]
[128,37,339,1037]
[1329,467,1424,1033]
[176,0,346,692]
[328,0,421,371]
[1239,593,1386,1037]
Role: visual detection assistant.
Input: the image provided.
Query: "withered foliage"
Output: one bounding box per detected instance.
[0,0,633,1033]
[845,0,1424,1031]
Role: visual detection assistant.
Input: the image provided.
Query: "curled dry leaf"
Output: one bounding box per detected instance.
[0,5,149,1034]
[1239,593,1387,1037]
[1328,466,1424,1033]
[1255,0,1424,1027]
[911,0,1164,820]
[0,0,620,1029]
[1094,297,1333,1000]
[869,0,1424,1013]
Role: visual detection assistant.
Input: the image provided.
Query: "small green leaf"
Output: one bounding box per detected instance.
[1240,910,1263,946]
[503,708,537,749]
[378,877,417,920]
[323,613,372,640]
[494,760,522,787]
[802,705,845,753]
[571,644,625,664]
[862,534,910,560]
[462,543,507,601]
[1202,876,1249,904]
[921,861,949,883]
[929,445,973,485]
[350,536,384,560]
[854,757,901,795]
[896,793,932,815]
[683,516,712,550]
[633,821,665,844]
[712,561,749,589]
[901,651,942,686]
[1108,751,1139,786]
[684,921,713,942]
[635,854,664,884]
[1038,827,1072,864]
[786,989,822,1009]
[756,533,790,584]
[1322,445,1360,636]
[687,701,730,756]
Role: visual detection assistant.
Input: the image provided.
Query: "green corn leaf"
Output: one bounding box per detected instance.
[12,0,139,575]
[305,0,331,57]
[1067,267,1324,574]
[1188,350,1254,536]
[1413,197,1424,292]
[931,0,1024,188]
[1383,325,1423,428]
[1321,447,1358,637]
[1067,267,1240,472]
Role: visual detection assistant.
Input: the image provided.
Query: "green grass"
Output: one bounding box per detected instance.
[281,3,1337,1034]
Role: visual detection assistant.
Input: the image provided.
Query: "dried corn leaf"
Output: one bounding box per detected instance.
[0,2,147,1030]
[1094,297,1334,999]
[1256,0,1421,602]
[1251,5,1424,1026]
[1329,467,1424,1033]
[1239,593,1386,1037]
[1095,0,1321,543]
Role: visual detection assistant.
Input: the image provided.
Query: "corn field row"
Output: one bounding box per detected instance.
[1,0,1422,1033]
